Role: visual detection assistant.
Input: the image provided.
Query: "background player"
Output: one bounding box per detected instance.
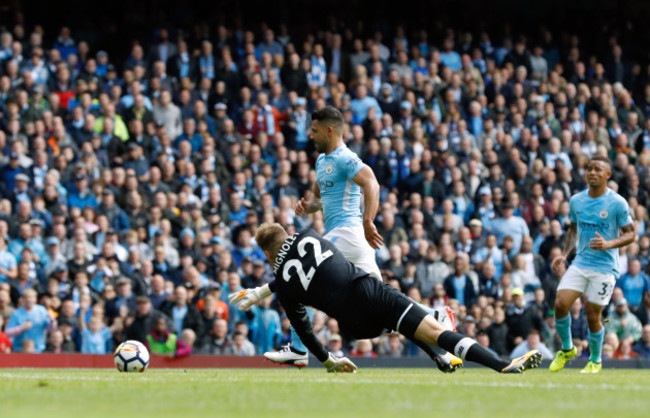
[549,155,635,374]
[231,223,542,374]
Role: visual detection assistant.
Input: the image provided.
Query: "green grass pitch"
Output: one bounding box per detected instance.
[1,367,649,417]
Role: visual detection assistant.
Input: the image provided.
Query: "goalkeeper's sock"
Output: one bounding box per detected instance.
[588,327,604,363]
[555,314,574,351]
[437,331,509,372]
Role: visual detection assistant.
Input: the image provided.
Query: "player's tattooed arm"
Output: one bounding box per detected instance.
[562,222,577,257]
[551,222,576,272]
[296,182,322,215]
[589,223,636,251]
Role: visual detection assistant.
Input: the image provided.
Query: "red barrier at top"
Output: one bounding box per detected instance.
[0,353,280,369]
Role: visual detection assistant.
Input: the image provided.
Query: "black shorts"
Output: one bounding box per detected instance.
[336,276,428,341]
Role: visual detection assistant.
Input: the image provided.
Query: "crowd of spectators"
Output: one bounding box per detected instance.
[1,14,650,362]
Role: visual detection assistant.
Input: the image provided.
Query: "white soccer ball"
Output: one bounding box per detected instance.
[113,340,150,373]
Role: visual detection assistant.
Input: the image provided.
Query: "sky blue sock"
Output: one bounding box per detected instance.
[555,314,573,351]
[289,308,314,354]
[588,328,605,363]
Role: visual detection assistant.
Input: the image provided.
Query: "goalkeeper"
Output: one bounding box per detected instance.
[229,223,542,374]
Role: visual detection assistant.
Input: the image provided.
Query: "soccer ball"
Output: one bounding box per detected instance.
[113,340,150,372]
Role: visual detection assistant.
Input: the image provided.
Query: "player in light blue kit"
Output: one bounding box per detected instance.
[230,107,459,372]
[549,155,635,373]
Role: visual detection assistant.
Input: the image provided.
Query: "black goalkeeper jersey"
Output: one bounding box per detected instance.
[268,228,369,361]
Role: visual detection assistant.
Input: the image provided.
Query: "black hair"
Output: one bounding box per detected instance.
[590,155,611,167]
[311,106,344,134]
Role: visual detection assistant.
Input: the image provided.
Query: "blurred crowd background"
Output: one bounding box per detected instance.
[0,0,649,361]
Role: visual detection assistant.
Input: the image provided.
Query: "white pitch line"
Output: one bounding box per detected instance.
[1,372,648,392]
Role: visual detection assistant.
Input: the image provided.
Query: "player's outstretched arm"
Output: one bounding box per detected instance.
[353,166,384,249]
[589,224,636,251]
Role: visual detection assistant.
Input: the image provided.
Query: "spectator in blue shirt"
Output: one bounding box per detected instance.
[67,174,97,210]
[350,85,383,124]
[617,259,650,310]
[488,202,530,256]
[440,38,462,71]
[174,119,203,153]
[257,29,284,57]
[5,289,55,353]
[8,222,46,263]
[0,235,17,283]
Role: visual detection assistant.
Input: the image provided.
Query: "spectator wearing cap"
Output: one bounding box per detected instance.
[105,276,137,321]
[125,295,170,343]
[67,174,97,210]
[606,298,643,343]
[1,152,29,194]
[505,287,543,351]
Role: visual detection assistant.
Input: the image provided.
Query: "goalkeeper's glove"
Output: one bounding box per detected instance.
[322,352,357,373]
[227,284,272,311]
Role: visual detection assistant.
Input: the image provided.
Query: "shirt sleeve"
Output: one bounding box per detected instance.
[616,199,633,228]
[340,151,365,180]
[280,296,328,362]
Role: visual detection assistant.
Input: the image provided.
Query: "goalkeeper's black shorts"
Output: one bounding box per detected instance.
[336,276,428,341]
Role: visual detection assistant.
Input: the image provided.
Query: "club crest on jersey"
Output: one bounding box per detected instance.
[325,164,333,175]
[599,210,608,219]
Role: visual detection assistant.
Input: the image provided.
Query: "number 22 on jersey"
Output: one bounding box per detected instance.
[282,237,333,291]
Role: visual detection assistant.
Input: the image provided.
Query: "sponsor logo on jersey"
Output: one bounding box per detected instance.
[318,180,334,189]
[325,164,333,175]
[347,159,359,170]
[599,210,608,219]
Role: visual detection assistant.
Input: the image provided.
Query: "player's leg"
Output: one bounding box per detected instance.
[264,308,313,367]
[410,314,542,373]
[580,271,616,374]
[338,227,462,369]
[361,278,540,373]
[549,266,585,372]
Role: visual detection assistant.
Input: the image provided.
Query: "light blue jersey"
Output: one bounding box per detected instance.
[570,188,633,278]
[316,145,365,234]
[7,304,51,353]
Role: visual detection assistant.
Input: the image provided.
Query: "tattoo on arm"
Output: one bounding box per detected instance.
[306,200,322,213]
[563,223,577,257]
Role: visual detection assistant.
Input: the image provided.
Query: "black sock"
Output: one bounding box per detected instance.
[437,331,509,372]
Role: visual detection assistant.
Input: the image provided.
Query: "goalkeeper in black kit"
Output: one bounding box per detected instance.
[229,223,542,373]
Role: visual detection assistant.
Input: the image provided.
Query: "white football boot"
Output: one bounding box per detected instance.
[264,344,309,368]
